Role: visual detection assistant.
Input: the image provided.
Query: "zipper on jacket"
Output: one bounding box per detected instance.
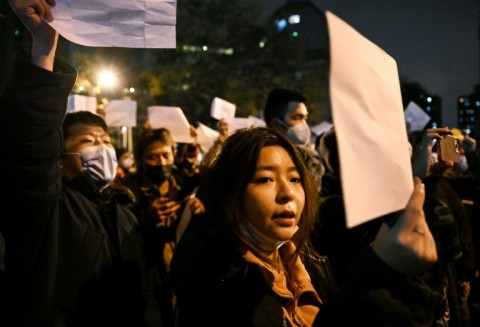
[293,310,305,326]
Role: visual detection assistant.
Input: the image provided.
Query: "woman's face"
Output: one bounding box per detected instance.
[242,145,305,242]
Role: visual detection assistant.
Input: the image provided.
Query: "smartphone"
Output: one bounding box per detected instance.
[438,135,461,163]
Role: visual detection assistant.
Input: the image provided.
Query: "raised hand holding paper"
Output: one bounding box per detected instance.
[50,0,177,48]
[327,11,413,228]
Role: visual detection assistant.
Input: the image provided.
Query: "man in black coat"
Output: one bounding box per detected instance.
[0,1,149,326]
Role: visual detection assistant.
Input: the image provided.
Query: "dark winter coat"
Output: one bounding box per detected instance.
[0,52,147,327]
[170,223,441,327]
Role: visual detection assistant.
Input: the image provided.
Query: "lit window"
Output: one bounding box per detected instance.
[289,14,300,24]
[276,19,287,31]
[476,101,480,107]
[458,97,464,103]
[426,106,431,112]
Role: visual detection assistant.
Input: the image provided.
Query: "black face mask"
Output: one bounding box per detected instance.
[145,164,173,185]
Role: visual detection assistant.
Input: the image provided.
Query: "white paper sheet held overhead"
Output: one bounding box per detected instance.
[247,115,266,127]
[311,121,334,137]
[196,122,219,154]
[404,101,431,133]
[148,106,194,144]
[104,99,137,127]
[225,117,256,133]
[50,0,177,48]
[67,94,97,113]
[210,97,236,121]
[326,11,413,228]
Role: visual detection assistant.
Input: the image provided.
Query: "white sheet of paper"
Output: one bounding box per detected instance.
[50,0,177,48]
[327,11,413,228]
[67,94,97,113]
[175,204,192,243]
[226,117,256,133]
[404,101,431,132]
[148,106,194,144]
[104,99,137,127]
[210,97,236,120]
[311,121,334,137]
[196,122,219,154]
[247,115,266,127]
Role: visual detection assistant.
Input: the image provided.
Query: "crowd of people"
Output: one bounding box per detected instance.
[1,1,480,327]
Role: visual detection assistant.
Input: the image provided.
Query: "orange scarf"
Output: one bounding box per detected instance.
[242,241,322,326]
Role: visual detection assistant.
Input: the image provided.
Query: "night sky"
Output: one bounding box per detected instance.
[251,0,479,128]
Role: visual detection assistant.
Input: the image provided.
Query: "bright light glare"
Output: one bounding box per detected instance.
[98,71,116,88]
[277,19,287,31]
[129,87,135,93]
[289,15,300,24]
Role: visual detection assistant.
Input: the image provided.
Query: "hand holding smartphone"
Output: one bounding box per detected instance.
[438,135,461,163]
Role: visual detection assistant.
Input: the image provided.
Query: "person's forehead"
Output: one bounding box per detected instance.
[66,123,108,138]
[286,101,308,116]
[145,141,173,154]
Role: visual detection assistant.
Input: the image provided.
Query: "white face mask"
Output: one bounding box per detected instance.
[286,120,311,145]
[240,219,299,251]
[77,144,118,190]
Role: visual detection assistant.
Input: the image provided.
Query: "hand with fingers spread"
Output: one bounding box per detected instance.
[149,197,181,228]
[372,178,438,276]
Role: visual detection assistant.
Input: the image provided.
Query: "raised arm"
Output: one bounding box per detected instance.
[9,0,58,70]
[1,0,76,223]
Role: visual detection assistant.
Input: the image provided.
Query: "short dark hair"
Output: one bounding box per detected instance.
[263,88,307,126]
[62,111,108,139]
[134,128,176,172]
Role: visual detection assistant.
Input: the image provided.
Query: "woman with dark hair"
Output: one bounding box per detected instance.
[170,127,440,326]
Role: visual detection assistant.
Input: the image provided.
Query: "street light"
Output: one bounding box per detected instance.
[98,71,117,89]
